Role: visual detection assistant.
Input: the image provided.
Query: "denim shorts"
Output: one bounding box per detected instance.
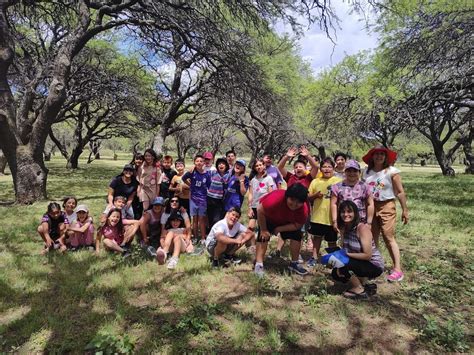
[189,199,207,217]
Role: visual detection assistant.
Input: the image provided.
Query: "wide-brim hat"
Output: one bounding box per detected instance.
[362,144,397,165]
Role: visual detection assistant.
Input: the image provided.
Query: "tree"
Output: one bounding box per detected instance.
[0,0,338,203]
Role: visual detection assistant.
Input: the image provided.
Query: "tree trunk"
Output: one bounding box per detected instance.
[462,135,474,174]
[432,141,455,176]
[153,125,167,154]
[67,147,83,169]
[0,150,7,175]
[15,145,48,203]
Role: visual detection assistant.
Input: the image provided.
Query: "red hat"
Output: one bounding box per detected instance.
[362,144,397,165]
[203,151,213,160]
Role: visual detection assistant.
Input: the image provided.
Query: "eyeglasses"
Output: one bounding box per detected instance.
[171,199,179,203]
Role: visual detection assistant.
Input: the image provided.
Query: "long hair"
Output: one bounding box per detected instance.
[164,198,180,214]
[337,200,360,233]
[251,158,267,179]
[165,212,185,230]
[144,148,158,165]
[103,208,124,236]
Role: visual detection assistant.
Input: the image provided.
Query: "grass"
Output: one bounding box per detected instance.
[0,157,473,353]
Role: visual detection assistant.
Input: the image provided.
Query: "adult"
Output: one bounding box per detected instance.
[263,153,283,189]
[206,207,255,267]
[107,164,138,216]
[136,148,162,211]
[333,152,347,179]
[277,146,319,189]
[327,200,384,299]
[225,149,237,172]
[330,160,374,230]
[255,184,310,276]
[362,144,409,282]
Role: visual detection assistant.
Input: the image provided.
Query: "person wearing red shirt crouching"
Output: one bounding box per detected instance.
[255,184,310,277]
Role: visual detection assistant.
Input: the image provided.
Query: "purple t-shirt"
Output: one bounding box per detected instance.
[266,165,283,187]
[182,170,211,206]
[223,175,249,211]
[331,181,371,222]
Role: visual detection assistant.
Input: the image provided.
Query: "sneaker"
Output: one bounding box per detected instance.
[167,257,178,269]
[156,248,167,265]
[254,263,265,277]
[288,262,309,276]
[147,246,157,258]
[298,254,304,264]
[211,259,220,268]
[307,257,317,268]
[387,270,404,282]
[224,254,241,265]
[200,239,206,246]
[269,250,281,259]
[122,250,132,258]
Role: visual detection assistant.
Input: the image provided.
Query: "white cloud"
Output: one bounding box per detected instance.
[274,1,379,75]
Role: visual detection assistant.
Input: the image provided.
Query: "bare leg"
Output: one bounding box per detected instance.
[312,236,323,258]
[289,240,301,262]
[256,241,269,263]
[198,216,207,241]
[103,239,124,253]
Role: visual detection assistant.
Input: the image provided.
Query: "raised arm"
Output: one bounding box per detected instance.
[277,147,298,177]
[299,146,319,178]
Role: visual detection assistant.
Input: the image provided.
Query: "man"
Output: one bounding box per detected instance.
[206,207,255,267]
[225,149,236,172]
[255,184,310,276]
[263,153,283,189]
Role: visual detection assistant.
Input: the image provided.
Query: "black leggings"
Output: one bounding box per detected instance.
[207,197,225,229]
[331,258,383,283]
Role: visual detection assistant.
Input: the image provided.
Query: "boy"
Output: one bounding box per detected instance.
[182,155,211,244]
[206,207,255,267]
[169,159,190,212]
[160,155,177,199]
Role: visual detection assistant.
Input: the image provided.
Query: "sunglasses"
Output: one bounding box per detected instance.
[170,199,179,203]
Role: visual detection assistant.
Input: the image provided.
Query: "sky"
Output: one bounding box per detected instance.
[274,1,379,75]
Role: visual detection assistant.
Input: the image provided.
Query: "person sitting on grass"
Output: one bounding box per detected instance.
[62,195,78,244]
[254,184,310,277]
[156,211,193,269]
[206,207,255,268]
[37,202,69,254]
[68,204,95,251]
[327,200,384,299]
[139,196,165,252]
[96,208,130,257]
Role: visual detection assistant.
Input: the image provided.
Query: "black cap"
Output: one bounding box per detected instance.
[123,164,135,171]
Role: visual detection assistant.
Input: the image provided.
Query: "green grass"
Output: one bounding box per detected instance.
[0,158,473,353]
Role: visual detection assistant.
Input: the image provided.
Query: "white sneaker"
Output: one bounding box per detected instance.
[167,257,178,269]
[156,248,167,265]
[298,254,304,264]
[254,263,265,277]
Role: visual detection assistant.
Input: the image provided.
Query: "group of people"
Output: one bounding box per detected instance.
[37,144,409,299]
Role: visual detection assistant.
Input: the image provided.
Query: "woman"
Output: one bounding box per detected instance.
[136,148,162,211]
[328,200,384,299]
[330,159,374,230]
[107,164,138,217]
[362,144,408,282]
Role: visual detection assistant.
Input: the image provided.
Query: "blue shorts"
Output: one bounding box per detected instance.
[189,199,207,217]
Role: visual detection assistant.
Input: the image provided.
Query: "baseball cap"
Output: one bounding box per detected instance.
[344,159,361,171]
[203,151,213,160]
[151,196,165,206]
[75,204,89,213]
[236,159,246,167]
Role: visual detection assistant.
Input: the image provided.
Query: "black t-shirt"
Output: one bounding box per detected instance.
[109,175,138,200]
[160,168,177,199]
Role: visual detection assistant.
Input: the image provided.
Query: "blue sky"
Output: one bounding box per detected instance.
[275,1,379,75]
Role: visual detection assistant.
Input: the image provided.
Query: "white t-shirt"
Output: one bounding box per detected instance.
[363,166,400,201]
[249,175,275,208]
[205,218,247,247]
[65,211,77,224]
[204,165,217,172]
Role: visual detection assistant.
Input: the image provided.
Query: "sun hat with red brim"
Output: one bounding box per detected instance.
[362,145,398,165]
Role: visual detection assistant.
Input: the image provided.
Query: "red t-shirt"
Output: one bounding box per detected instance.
[285,172,313,189]
[260,190,309,226]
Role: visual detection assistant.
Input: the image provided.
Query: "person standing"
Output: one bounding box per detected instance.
[362,144,409,282]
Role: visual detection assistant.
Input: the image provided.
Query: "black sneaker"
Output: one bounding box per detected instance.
[122,250,132,258]
[224,254,241,265]
[288,262,309,276]
[212,259,220,268]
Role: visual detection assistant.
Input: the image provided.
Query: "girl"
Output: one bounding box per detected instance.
[96,208,130,257]
[330,159,374,230]
[207,157,230,228]
[156,212,193,269]
[136,148,162,211]
[160,197,190,239]
[247,158,274,231]
[68,205,95,250]
[307,158,342,266]
[362,144,409,282]
[131,152,144,170]
[223,159,249,212]
[37,202,69,254]
[62,196,78,224]
[329,200,384,299]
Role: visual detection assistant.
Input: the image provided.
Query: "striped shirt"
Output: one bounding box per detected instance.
[343,224,384,270]
[207,170,229,200]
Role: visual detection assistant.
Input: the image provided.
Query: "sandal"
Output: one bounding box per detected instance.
[343,289,369,300]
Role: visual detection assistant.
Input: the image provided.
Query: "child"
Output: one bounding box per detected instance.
[97,208,130,257]
[101,196,139,249]
[248,158,275,232]
[203,151,217,172]
[137,148,162,211]
[156,212,193,269]
[160,155,177,199]
[223,159,249,212]
[207,157,230,228]
[307,158,342,266]
[206,207,255,267]
[182,155,211,245]
[68,205,95,250]
[37,202,69,254]
[169,159,190,212]
[62,196,78,224]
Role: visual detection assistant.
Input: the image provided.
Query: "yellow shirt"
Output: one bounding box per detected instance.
[308,176,342,225]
